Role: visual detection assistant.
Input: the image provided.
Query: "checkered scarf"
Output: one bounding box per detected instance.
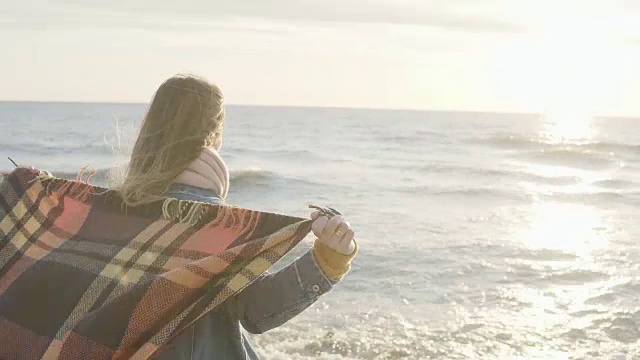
[0,167,311,359]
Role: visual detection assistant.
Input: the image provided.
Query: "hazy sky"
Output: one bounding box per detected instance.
[2,0,640,115]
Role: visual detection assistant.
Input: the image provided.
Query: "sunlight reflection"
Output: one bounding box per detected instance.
[539,110,594,144]
[519,202,608,255]
[523,163,590,181]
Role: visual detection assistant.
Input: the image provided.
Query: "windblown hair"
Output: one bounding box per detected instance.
[117,74,225,207]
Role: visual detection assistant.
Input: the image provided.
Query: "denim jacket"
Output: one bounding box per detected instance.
[152,184,335,360]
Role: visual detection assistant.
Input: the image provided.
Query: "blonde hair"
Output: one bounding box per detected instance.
[117,74,225,207]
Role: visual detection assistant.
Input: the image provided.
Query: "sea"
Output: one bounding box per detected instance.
[0,102,638,360]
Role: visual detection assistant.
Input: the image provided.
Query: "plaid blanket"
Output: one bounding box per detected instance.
[0,167,312,359]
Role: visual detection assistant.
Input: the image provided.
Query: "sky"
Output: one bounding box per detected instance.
[1,0,640,116]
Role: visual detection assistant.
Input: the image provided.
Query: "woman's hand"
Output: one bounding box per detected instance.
[311,211,356,255]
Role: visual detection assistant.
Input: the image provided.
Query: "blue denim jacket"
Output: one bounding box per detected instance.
[152,184,335,359]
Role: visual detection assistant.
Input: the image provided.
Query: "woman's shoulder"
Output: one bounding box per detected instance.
[164,184,225,205]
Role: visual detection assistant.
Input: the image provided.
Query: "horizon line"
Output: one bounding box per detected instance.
[0,100,638,119]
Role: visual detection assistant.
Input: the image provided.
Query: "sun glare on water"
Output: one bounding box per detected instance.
[517,109,610,256]
[539,110,594,144]
[519,202,608,255]
[495,16,618,256]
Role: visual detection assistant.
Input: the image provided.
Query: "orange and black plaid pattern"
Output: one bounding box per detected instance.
[0,167,312,359]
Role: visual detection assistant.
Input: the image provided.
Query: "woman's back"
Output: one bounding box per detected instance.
[153,185,260,360]
[118,74,357,359]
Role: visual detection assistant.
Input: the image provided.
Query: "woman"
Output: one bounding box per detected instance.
[117,74,357,359]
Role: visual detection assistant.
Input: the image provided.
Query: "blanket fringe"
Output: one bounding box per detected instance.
[222,207,260,236]
[161,198,207,226]
[38,167,98,201]
[160,200,257,230]
[25,167,258,229]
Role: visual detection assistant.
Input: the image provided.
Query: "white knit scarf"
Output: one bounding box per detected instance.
[173,148,229,199]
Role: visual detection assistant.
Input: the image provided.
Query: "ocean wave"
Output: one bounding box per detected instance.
[374,130,442,143]
[542,269,609,284]
[604,315,640,344]
[543,191,640,206]
[592,179,638,189]
[415,184,640,206]
[584,292,619,305]
[4,142,113,156]
[230,168,279,183]
[512,248,578,261]
[517,173,581,186]
[417,162,637,191]
[253,308,640,359]
[521,148,617,170]
[225,147,319,159]
[418,184,632,201]
[477,133,640,154]
[416,163,511,177]
[424,187,530,202]
[417,163,582,186]
[229,168,318,190]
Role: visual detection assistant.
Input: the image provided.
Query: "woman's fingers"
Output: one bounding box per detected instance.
[341,229,355,245]
[342,229,356,253]
[315,215,356,255]
[320,215,343,240]
[331,222,349,243]
[310,210,321,220]
[328,222,351,254]
[310,209,356,255]
[311,215,329,237]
